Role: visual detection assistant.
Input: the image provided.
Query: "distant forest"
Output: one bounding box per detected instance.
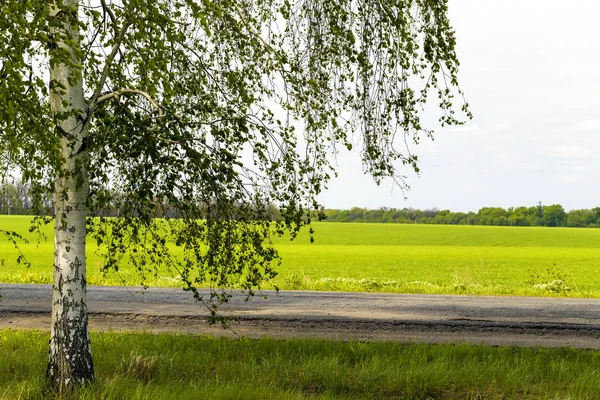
[2,181,599,228]
[323,205,600,228]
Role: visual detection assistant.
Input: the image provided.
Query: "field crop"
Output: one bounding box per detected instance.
[271,223,600,296]
[2,215,600,297]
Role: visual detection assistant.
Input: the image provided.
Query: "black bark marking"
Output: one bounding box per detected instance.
[55,126,69,137]
[76,136,87,154]
[46,275,94,393]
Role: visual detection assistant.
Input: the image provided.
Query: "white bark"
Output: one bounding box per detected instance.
[46,0,94,391]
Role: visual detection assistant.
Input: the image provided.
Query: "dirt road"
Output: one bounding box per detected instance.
[2,284,600,348]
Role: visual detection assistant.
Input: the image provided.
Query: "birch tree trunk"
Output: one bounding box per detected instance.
[46,0,94,391]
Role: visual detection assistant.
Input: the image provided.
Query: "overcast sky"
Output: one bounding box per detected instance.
[318,0,600,212]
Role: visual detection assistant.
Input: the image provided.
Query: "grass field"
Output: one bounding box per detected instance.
[2,215,600,297]
[2,329,600,399]
[3,220,600,399]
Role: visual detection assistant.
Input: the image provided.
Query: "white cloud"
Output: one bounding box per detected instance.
[546,145,591,159]
[558,174,587,184]
[493,123,508,131]
[576,119,600,132]
[540,116,571,128]
[448,124,479,134]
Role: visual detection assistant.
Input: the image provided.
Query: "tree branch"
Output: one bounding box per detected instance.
[100,0,118,37]
[88,19,132,110]
[95,88,163,117]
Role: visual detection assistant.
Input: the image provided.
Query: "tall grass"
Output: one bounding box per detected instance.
[2,216,600,297]
[2,329,600,399]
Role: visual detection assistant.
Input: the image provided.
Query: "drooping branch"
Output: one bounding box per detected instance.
[0,230,31,269]
[230,0,275,55]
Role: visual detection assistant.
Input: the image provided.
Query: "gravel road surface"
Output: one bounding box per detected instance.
[2,284,600,348]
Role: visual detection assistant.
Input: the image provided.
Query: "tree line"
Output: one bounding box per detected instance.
[0,181,53,215]
[3,180,597,229]
[0,180,283,219]
[323,205,600,228]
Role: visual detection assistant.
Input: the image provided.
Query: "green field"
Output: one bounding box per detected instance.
[4,218,600,399]
[3,329,600,399]
[2,215,600,297]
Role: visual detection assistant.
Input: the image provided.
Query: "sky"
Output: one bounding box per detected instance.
[318,0,600,212]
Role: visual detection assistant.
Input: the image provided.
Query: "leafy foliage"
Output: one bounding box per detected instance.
[1,0,469,308]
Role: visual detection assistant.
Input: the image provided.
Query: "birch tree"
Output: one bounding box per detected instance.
[0,0,470,391]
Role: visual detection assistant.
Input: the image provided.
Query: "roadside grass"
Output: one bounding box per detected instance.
[2,215,600,297]
[2,329,600,399]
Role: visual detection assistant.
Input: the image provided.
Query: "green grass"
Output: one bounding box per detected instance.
[2,329,600,399]
[270,223,600,296]
[2,215,600,297]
